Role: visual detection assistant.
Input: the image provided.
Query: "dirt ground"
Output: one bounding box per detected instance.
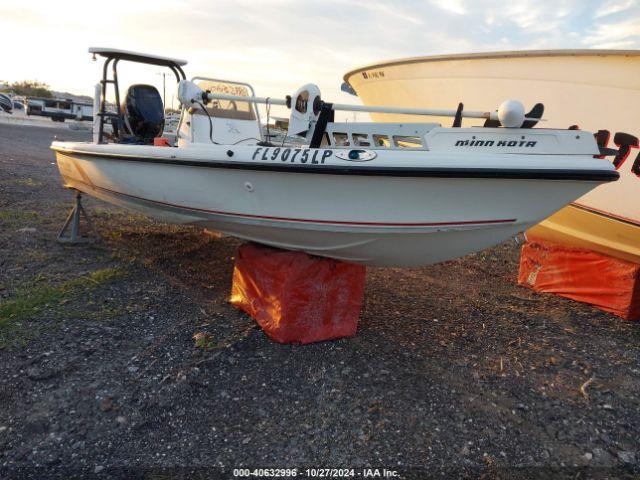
[0,123,638,479]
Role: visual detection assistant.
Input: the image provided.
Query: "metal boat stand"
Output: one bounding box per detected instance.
[57,189,96,243]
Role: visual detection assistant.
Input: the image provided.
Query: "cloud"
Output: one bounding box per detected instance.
[594,0,635,18]
[430,0,467,15]
[582,16,640,47]
[3,0,640,110]
[347,0,424,25]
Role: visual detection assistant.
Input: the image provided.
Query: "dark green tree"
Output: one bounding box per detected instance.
[8,80,53,98]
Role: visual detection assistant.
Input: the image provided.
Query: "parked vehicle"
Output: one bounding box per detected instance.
[26,97,93,122]
[0,93,13,114]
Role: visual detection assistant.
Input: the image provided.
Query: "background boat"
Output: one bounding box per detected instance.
[344,50,640,262]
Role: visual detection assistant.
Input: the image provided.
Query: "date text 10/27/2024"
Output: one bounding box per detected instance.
[233,468,400,478]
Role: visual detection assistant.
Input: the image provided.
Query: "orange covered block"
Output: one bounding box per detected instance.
[230,243,366,344]
[518,239,640,320]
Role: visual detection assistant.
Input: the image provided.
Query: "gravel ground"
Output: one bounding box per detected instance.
[0,123,639,479]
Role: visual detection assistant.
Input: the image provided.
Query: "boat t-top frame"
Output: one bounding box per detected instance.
[89,47,187,143]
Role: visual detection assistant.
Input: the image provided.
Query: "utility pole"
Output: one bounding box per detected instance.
[157,72,166,110]
[163,73,166,108]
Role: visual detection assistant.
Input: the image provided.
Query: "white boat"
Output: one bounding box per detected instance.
[51,48,618,267]
[343,50,640,262]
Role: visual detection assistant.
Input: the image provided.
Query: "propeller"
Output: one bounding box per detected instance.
[522,103,544,128]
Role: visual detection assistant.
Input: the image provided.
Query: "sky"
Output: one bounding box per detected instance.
[2,0,639,118]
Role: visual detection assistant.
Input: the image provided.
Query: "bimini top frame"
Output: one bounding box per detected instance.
[89,47,187,143]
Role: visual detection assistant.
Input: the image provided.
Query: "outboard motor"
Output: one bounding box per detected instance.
[121,84,164,143]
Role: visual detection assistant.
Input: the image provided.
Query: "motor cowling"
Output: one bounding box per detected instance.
[121,84,164,143]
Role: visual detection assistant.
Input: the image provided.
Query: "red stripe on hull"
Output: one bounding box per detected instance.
[79,181,518,228]
[571,202,640,228]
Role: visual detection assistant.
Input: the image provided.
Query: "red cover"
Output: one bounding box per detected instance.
[153,137,171,147]
[518,240,640,320]
[230,243,366,344]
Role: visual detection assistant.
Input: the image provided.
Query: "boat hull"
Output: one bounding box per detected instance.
[344,50,640,261]
[53,145,610,267]
[527,204,640,263]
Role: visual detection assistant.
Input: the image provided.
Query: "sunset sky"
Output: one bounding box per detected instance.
[3,0,639,116]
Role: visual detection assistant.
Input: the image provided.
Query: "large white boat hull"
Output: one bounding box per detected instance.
[344,49,640,261]
[52,139,614,266]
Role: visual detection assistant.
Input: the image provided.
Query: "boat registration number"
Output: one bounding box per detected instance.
[252,147,333,164]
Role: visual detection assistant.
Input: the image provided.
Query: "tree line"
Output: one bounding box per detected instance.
[1,80,53,98]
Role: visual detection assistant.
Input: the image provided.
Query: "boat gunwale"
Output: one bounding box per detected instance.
[52,146,620,182]
[343,49,640,82]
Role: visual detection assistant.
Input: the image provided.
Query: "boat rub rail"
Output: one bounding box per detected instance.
[51,147,619,182]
